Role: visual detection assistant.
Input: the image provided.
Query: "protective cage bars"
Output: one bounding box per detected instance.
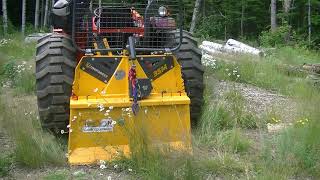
[71,0,183,53]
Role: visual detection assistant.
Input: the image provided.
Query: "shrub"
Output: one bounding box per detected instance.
[260,25,295,47]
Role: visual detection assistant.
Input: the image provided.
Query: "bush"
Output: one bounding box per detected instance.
[260,25,296,47]
[195,15,226,40]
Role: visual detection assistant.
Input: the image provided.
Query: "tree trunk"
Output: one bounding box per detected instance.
[2,0,8,35]
[43,0,49,27]
[190,0,202,34]
[240,0,245,37]
[22,0,26,36]
[35,0,40,30]
[284,0,292,14]
[271,0,277,32]
[308,0,311,44]
[41,0,45,28]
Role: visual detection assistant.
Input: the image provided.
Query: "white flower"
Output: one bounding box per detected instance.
[145,109,148,114]
[61,130,65,134]
[128,168,132,172]
[114,164,118,169]
[106,110,110,113]
[69,129,73,133]
[74,116,77,119]
[99,160,106,165]
[67,124,71,128]
[93,88,99,92]
[125,108,130,112]
[104,113,109,116]
[237,75,240,78]
[109,106,114,110]
[100,164,107,169]
[101,90,106,95]
[228,73,231,76]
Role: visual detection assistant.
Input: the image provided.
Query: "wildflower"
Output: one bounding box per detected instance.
[237,75,240,78]
[69,129,73,133]
[67,124,71,128]
[228,73,231,76]
[128,168,133,172]
[145,109,148,114]
[114,164,118,169]
[100,164,107,169]
[109,106,114,110]
[99,160,106,165]
[61,130,65,134]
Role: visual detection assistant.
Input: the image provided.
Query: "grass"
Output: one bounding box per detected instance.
[43,170,69,180]
[0,34,319,179]
[0,95,65,168]
[205,46,320,179]
[0,155,12,177]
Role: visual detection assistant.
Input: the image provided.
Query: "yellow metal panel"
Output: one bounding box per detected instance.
[69,54,191,165]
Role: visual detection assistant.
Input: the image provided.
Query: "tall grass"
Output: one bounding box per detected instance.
[0,96,65,168]
[207,46,320,178]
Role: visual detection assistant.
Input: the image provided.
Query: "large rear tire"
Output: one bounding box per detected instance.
[35,33,76,133]
[174,31,204,125]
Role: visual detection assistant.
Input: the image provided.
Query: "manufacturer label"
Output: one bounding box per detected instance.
[82,119,114,133]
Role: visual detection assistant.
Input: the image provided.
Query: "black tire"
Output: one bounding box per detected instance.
[35,33,76,133]
[174,30,204,125]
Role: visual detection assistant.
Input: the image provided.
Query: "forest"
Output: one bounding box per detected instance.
[0,0,320,48]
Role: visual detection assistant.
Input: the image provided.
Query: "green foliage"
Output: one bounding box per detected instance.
[195,15,226,40]
[260,25,296,47]
[0,155,12,178]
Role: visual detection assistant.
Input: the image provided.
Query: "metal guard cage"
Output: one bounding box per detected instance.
[71,0,183,53]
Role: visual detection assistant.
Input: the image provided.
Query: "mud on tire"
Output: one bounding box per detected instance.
[35,33,76,133]
[174,30,204,125]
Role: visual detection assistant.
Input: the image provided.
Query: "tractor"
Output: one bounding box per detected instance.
[35,0,204,164]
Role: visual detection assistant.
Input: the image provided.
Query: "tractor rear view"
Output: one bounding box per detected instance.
[35,0,204,165]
